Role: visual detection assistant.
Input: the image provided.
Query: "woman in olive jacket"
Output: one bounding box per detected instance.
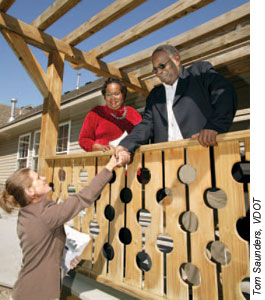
[0,154,127,300]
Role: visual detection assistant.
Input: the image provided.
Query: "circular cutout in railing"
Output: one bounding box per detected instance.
[79,168,88,182]
[137,209,151,227]
[180,263,201,286]
[236,210,250,242]
[103,243,114,260]
[119,227,132,245]
[136,251,152,272]
[104,205,115,221]
[89,220,100,237]
[204,187,227,209]
[58,168,66,181]
[206,241,231,265]
[240,277,250,299]
[156,188,172,206]
[137,168,151,184]
[232,161,250,183]
[120,187,132,204]
[109,170,116,184]
[49,182,55,192]
[67,184,76,196]
[178,164,197,185]
[180,211,199,233]
[156,234,173,253]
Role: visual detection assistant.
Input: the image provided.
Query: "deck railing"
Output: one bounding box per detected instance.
[45,129,250,300]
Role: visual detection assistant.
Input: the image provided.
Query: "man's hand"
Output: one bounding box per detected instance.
[192,129,218,147]
[115,145,131,164]
[106,151,131,171]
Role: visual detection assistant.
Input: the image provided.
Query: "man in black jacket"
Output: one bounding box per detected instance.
[115,44,237,158]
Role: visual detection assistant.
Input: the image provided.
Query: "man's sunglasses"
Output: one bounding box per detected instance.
[152,59,171,74]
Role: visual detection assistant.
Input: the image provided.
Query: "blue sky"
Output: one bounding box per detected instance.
[0,0,249,108]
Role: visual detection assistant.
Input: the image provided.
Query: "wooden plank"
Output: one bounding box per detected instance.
[78,266,173,300]
[144,150,164,295]
[0,0,15,12]
[186,145,218,300]
[141,43,250,91]
[0,12,149,96]
[111,2,250,70]
[126,25,249,83]
[181,25,250,63]
[63,0,146,46]
[31,0,81,31]
[38,50,65,176]
[92,155,110,275]
[87,0,215,59]
[214,140,249,299]
[77,157,96,262]
[108,165,125,281]
[1,29,49,98]
[124,152,142,288]
[45,130,250,161]
[164,148,188,299]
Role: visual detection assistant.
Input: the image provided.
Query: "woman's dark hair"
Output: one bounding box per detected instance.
[0,168,32,213]
[101,77,127,100]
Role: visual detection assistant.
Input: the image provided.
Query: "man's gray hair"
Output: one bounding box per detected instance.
[152,44,180,58]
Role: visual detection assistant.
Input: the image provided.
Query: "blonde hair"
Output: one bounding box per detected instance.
[0,168,32,213]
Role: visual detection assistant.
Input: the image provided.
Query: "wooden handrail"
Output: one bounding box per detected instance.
[45,129,250,160]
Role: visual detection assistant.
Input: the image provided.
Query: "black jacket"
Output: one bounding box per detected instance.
[120,61,237,153]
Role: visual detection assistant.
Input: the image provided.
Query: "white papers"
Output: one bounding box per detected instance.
[109,131,128,147]
[61,225,91,276]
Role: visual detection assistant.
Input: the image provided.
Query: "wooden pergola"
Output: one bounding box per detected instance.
[0,1,250,299]
[0,0,250,175]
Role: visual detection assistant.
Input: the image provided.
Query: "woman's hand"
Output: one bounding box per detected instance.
[115,146,131,164]
[106,152,130,171]
[70,256,81,269]
[92,143,114,152]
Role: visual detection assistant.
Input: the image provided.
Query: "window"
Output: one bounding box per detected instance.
[17,134,31,169]
[32,130,40,172]
[56,122,70,154]
[30,122,70,170]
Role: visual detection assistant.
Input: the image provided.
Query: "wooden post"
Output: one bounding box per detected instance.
[38,50,65,177]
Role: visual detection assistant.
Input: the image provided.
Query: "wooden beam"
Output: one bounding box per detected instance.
[126,25,250,84]
[86,0,215,59]
[142,43,250,91]
[1,29,49,98]
[0,12,149,96]
[180,24,250,63]
[31,0,81,31]
[63,0,147,46]
[38,50,65,177]
[0,0,15,12]
[110,2,250,70]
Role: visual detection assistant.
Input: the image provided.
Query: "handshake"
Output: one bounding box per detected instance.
[105,145,131,171]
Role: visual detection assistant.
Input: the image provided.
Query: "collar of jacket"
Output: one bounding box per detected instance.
[155,65,190,121]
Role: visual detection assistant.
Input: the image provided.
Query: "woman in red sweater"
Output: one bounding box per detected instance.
[79,77,142,152]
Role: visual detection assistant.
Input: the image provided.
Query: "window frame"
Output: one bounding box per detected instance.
[56,121,71,155]
[32,130,41,172]
[17,133,31,169]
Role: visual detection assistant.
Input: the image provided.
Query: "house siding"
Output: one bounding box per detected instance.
[0,117,86,187]
[69,118,85,154]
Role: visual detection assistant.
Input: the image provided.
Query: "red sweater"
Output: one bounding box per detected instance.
[79,105,142,152]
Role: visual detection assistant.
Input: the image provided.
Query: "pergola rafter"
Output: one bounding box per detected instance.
[31,0,82,31]
[0,0,15,13]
